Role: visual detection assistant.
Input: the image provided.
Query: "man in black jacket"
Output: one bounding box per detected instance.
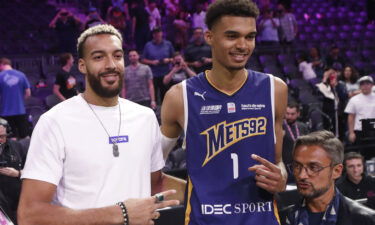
[279,130,375,225]
[0,118,25,223]
[337,152,375,209]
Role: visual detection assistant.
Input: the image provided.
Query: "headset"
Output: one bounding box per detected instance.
[0,117,12,136]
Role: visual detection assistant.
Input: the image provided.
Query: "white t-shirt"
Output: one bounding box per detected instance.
[344,93,375,131]
[146,7,161,30]
[299,61,317,81]
[259,18,280,42]
[22,95,164,209]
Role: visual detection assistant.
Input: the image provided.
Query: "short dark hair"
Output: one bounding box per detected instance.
[205,0,259,30]
[173,51,182,58]
[294,130,344,165]
[0,57,12,66]
[59,53,73,66]
[344,152,364,166]
[77,24,123,58]
[152,27,162,34]
[128,49,138,54]
[287,101,300,112]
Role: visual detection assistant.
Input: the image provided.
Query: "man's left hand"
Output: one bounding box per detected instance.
[0,167,20,177]
[248,154,286,194]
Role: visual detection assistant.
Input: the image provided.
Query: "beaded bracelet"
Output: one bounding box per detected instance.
[116,202,129,225]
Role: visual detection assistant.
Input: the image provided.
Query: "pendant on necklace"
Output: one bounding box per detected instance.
[113,144,119,157]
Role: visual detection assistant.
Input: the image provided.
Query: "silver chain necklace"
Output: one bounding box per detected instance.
[83,95,122,157]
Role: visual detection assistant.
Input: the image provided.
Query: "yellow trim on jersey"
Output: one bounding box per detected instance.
[184,177,193,225]
[200,117,267,166]
[273,199,281,225]
[205,69,248,96]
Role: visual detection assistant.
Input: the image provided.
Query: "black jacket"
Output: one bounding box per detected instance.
[279,194,375,225]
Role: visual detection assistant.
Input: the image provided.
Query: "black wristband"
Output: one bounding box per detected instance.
[116,202,129,225]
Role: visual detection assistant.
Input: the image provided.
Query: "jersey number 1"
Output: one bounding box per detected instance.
[231,153,239,179]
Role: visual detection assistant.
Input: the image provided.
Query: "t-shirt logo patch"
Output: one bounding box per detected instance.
[227,102,236,113]
[109,135,129,144]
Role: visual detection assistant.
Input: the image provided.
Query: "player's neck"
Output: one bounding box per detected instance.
[82,89,118,107]
[207,67,247,95]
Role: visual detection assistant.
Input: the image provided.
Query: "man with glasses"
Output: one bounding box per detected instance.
[279,130,375,225]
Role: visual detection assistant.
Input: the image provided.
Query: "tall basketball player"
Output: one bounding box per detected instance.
[161,0,288,224]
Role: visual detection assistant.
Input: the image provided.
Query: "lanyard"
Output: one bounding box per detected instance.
[284,120,300,141]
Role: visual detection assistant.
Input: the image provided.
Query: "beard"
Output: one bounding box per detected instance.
[300,182,330,199]
[297,174,333,200]
[87,69,123,98]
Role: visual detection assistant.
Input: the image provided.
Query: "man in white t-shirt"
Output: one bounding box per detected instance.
[345,75,375,144]
[18,24,185,225]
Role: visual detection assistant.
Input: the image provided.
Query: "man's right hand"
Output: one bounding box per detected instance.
[124,190,179,225]
[349,132,356,143]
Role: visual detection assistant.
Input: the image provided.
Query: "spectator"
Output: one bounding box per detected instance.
[298,52,317,81]
[85,7,106,29]
[345,76,375,144]
[258,9,280,46]
[276,3,297,47]
[145,0,161,31]
[337,152,375,209]
[282,101,310,183]
[316,67,348,139]
[0,58,31,139]
[142,27,174,104]
[0,118,25,223]
[308,47,325,79]
[191,3,207,31]
[325,45,347,70]
[279,130,375,225]
[123,50,157,109]
[49,8,82,54]
[163,52,196,87]
[106,6,126,34]
[339,65,360,98]
[130,1,151,52]
[172,9,190,51]
[184,27,212,74]
[53,53,78,101]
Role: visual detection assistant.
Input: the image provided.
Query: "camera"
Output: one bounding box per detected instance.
[175,61,181,66]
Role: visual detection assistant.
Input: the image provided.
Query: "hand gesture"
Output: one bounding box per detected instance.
[248,154,286,194]
[125,189,179,225]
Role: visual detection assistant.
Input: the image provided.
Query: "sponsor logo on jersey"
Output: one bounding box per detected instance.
[200,105,222,115]
[227,102,236,113]
[194,91,207,100]
[241,104,266,111]
[200,117,267,166]
[201,201,273,215]
[109,135,129,144]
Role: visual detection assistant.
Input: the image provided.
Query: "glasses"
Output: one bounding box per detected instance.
[289,162,331,176]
